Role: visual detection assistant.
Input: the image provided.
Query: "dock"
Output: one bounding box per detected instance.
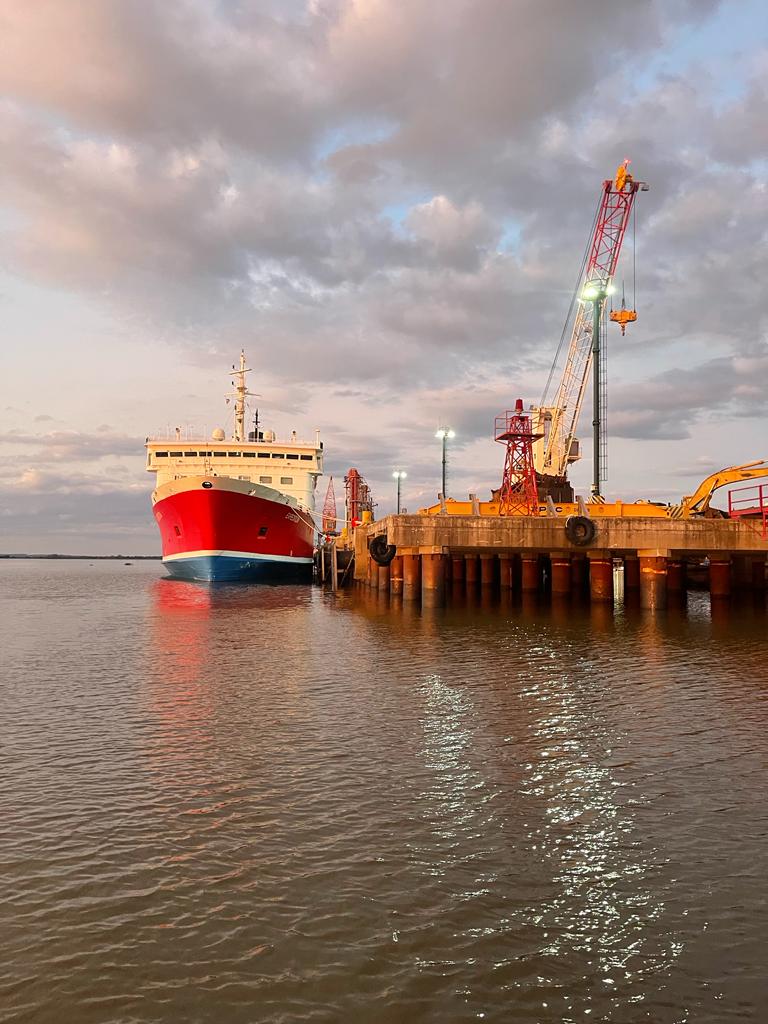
[352,513,768,608]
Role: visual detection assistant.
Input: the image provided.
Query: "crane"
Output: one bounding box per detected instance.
[671,460,768,518]
[532,160,648,500]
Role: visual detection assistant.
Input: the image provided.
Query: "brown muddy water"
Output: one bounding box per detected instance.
[2,559,767,1023]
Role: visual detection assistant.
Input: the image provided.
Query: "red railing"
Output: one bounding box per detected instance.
[728,483,768,538]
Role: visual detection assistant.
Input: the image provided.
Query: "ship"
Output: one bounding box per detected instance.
[146,352,323,582]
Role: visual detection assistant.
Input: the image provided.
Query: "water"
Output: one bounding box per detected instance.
[2,560,767,1023]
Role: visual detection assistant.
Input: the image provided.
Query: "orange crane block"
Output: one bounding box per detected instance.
[609,307,638,335]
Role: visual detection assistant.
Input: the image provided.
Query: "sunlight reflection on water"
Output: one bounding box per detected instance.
[1,561,767,1023]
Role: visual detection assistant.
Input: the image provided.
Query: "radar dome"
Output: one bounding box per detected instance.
[211,427,226,441]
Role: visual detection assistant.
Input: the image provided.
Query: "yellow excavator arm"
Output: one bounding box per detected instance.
[678,460,768,517]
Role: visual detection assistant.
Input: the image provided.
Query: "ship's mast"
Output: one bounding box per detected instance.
[229,350,253,442]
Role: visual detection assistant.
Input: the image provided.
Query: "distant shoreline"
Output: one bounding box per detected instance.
[0,554,162,560]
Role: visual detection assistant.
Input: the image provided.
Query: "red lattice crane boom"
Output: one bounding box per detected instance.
[534,160,648,491]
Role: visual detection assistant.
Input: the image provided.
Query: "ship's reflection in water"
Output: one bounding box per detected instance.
[4,561,768,1024]
[144,578,316,774]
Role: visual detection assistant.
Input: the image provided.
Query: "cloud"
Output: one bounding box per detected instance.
[0,480,154,553]
[0,1,324,155]
[3,0,767,542]
[610,352,768,440]
[1,430,145,461]
[405,196,500,270]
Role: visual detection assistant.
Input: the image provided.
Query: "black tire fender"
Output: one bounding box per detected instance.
[565,515,596,546]
[369,534,397,566]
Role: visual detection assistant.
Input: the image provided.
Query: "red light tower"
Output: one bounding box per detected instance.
[322,476,337,535]
[344,468,374,527]
[495,399,543,516]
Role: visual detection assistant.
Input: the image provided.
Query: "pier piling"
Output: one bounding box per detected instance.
[354,512,768,611]
[521,556,539,593]
[589,553,614,603]
[709,557,731,598]
[666,558,684,595]
[390,555,403,596]
[639,553,667,610]
[480,554,495,588]
[499,554,513,589]
[550,552,571,595]
[465,554,479,589]
[402,553,420,600]
[752,557,766,592]
[377,562,390,591]
[421,553,445,606]
[624,555,640,593]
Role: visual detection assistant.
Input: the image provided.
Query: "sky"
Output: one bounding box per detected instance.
[1,0,767,554]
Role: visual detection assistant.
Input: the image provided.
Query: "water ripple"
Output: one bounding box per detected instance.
[1,562,767,1023]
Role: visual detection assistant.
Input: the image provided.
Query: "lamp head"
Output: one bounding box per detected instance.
[581,279,608,302]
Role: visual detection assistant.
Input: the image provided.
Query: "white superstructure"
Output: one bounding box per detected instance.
[145,351,323,513]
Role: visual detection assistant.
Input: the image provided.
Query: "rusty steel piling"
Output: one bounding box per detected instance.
[353,512,768,611]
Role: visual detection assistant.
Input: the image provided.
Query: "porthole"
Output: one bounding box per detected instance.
[202,481,213,489]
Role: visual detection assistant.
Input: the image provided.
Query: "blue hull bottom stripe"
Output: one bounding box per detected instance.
[164,554,313,583]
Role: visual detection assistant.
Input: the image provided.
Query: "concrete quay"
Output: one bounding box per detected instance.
[354,514,768,609]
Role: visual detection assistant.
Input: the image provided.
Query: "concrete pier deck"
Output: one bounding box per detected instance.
[354,514,768,607]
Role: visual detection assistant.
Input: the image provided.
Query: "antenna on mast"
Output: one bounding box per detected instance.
[228,349,253,442]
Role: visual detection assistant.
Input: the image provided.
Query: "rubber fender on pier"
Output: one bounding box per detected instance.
[565,515,596,546]
[369,534,397,566]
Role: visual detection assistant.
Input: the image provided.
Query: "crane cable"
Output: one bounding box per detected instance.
[539,194,602,408]
[633,198,637,310]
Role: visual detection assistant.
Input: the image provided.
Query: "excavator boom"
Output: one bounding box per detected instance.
[674,460,768,517]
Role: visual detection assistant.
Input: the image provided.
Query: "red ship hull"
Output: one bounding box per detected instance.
[153,477,315,582]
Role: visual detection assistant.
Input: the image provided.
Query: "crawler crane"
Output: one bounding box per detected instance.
[532,160,647,501]
[420,163,768,522]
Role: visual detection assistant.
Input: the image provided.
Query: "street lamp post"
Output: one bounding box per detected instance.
[392,470,407,514]
[581,279,612,499]
[435,428,455,498]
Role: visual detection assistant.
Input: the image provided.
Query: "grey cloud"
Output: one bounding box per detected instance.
[0,483,154,554]
[2,431,145,461]
[610,352,768,440]
[2,0,764,540]
[0,1,325,157]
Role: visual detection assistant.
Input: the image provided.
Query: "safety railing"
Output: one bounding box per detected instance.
[728,482,768,538]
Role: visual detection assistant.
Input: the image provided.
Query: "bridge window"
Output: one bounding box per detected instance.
[259,476,272,484]
[169,451,183,457]
[243,452,256,458]
[227,452,241,457]
[300,455,312,461]
[286,453,299,460]
[257,453,270,459]
[213,451,227,457]
[280,476,293,485]
[155,452,168,457]
[184,451,197,457]
[271,453,284,459]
